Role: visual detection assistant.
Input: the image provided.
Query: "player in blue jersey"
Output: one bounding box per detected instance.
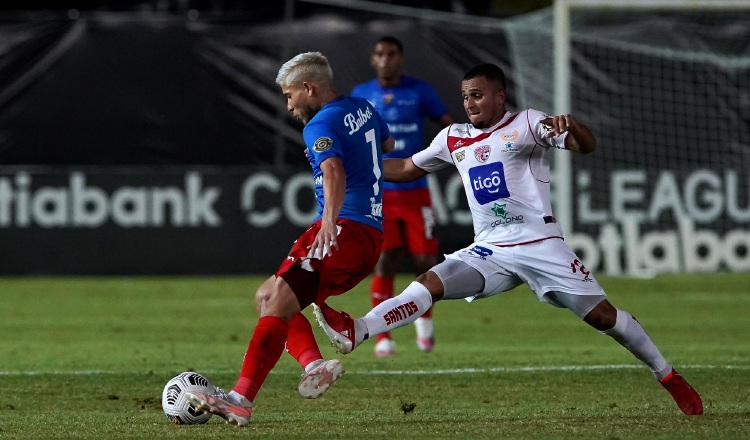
[352,36,454,357]
[186,52,395,426]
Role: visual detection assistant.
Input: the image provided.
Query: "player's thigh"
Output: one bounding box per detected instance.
[277,220,381,309]
[432,258,484,300]
[544,290,607,319]
[437,246,523,300]
[514,238,605,301]
[317,220,382,302]
[275,223,323,309]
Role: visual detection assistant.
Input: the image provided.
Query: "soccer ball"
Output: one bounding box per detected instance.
[161,371,215,425]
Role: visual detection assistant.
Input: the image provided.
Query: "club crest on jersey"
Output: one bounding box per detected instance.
[313,137,333,152]
[474,145,491,163]
[455,150,465,162]
[501,130,519,141]
[383,93,394,105]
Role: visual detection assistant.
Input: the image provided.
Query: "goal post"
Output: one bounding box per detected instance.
[547,0,750,275]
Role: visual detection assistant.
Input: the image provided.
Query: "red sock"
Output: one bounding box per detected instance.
[285,312,323,370]
[371,276,394,342]
[233,316,288,402]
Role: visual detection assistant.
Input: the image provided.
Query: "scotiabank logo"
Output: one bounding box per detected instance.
[469,163,510,205]
[0,172,221,228]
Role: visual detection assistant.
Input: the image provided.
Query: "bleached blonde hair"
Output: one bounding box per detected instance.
[275,52,333,88]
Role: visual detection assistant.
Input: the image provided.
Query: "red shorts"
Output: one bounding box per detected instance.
[276,218,382,308]
[381,188,439,255]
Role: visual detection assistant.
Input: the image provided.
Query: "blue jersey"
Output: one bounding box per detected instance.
[351,75,448,191]
[303,96,390,231]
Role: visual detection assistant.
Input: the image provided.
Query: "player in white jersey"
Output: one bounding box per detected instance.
[314,63,703,416]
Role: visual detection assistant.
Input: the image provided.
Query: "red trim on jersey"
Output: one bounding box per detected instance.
[491,235,563,248]
[447,112,520,153]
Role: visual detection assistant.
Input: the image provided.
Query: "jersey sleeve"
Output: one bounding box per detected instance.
[411,125,453,172]
[303,120,343,165]
[418,82,449,120]
[527,109,568,150]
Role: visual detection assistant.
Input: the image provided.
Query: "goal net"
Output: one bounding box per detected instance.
[506,0,750,275]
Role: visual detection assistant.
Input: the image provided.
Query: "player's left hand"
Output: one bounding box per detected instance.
[541,114,578,137]
[309,221,340,258]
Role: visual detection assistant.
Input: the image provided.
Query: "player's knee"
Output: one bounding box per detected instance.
[415,270,445,301]
[259,284,304,320]
[583,300,617,331]
[254,278,275,312]
[413,254,437,276]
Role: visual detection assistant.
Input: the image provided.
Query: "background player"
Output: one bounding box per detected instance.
[351,36,454,357]
[316,63,703,416]
[186,52,394,426]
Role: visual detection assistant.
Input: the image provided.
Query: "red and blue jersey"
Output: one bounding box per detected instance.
[351,76,448,191]
[303,96,390,231]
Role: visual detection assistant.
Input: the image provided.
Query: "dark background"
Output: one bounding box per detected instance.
[1,1,747,275]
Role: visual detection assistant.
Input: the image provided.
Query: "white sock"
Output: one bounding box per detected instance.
[414,317,434,339]
[359,281,433,340]
[602,309,672,380]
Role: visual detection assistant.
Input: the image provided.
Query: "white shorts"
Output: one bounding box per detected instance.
[444,238,605,305]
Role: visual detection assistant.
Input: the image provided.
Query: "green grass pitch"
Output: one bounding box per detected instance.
[1,273,749,439]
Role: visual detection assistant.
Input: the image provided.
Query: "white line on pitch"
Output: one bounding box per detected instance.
[0,364,747,376]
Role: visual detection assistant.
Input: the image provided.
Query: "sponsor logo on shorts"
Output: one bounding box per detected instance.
[466,245,493,260]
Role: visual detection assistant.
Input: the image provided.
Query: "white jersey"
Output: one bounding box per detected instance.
[413,109,567,246]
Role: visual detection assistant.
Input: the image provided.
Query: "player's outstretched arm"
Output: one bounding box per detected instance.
[383,157,428,183]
